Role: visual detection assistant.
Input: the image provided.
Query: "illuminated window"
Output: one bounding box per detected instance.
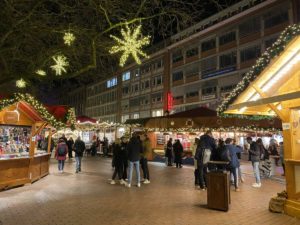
[107,77,117,88]
[122,71,131,81]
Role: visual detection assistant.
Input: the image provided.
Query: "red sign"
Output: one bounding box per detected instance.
[167,92,173,111]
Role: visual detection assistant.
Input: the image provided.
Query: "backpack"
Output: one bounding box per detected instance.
[202,148,212,165]
[58,145,66,156]
[220,146,231,162]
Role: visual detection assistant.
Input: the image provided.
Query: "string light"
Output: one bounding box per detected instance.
[50,54,69,76]
[109,24,150,67]
[217,24,300,118]
[0,93,76,129]
[16,79,26,88]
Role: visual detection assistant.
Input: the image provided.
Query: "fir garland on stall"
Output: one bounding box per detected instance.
[0,93,76,129]
[217,24,300,117]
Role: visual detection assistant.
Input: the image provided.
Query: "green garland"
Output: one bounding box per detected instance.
[217,24,300,117]
[0,93,76,129]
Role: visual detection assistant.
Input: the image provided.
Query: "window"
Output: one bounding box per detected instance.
[140,64,151,75]
[134,68,140,77]
[239,17,260,38]
[264,10,288,29]
[219,51,236,68]
[140,96,150,105]
[172,51,183,63]
[133,113,139,119]
[172,71,183,82]
[201,56,217,74]
[107,77,117,88]
[186,91,199,98]
[201,39,216,52]
[121,115,129,123]
[221,84,236,92]
[240,45,261,62]
[129,97,140,107]
[131,83,139,92]
[265,36,278,48]
[152,75,163,87]
[219,31,236,45]
[202,87,217,95]
[151,92,163,103]
[141,79,150,90]
[152,109,163,117]
[122,86,130,95]
[122,71,130,81]
[186,47,198,58]
[185,63,199,77]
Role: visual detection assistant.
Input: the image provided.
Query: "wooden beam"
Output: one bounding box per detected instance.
[32,122,47,136]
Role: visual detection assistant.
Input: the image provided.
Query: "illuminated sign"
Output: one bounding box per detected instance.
[167,92,173,111]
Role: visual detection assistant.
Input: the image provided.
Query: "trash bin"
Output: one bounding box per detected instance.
[207,161,231,211]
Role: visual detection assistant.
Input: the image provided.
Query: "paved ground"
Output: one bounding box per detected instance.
[0,157,299,225]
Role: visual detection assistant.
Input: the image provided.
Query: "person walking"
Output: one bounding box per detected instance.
[246,137,262,188]
[165,138,173,166]
[279,141,285,176]
[126,133,143,188]
[225,138,242,192]
[66,137,74,159]
[195,130,216,190]
[141,134,151,184]
[120,137,128,180]
[73,136,85,173]
[111,139,125,184]
[55,138,68,173]
[173,139,183,168]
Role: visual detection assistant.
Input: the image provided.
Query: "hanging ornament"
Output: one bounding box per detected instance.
[36,69,46,76]
[63,32,76,46]
[16,79,26,88]
[50,55,69,76]
[109,24,150,67]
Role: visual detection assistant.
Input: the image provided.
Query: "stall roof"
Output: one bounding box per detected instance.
[76,115,97,124]
[218,24,300,118]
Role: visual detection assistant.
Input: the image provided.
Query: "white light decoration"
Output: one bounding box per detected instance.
[109,24,150,67]
[16,79,26,88]
[50,55,69,76]
[36,69,46,76]
[239,107,247,113]
[63,32,76,46]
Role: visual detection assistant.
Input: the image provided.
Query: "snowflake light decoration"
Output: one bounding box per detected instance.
[50,55,69,76]
[63,32,76,46]
[36,69,46,76]
[16,79,26,88]
[109,24,150,67]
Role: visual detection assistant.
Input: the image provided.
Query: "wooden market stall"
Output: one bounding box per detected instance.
[0,93,76,190]
[217,24,300,218]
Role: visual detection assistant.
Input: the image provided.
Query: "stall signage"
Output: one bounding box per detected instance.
[3,111,19,124]
[282,123,290,130]
[167,92,173,111]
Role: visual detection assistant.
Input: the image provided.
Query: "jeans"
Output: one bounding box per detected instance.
[252,161,261,184]
[198,164,208,189]
[128,160,140,185]
[58,160,65,171]
[75,156,82,172]
[230,167,238,188]
[141,158,150,180]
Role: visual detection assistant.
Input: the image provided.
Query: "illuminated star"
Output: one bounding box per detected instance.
[50,55,69,76]
[109,24,150,67]
[36,69,46,76]
[16,79,26,88]
[63,32,76,46]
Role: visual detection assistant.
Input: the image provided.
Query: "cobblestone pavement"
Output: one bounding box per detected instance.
[0,157,299,225]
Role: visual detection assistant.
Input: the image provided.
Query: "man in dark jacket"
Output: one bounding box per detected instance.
[247,137,261,188]
[66,137,74,159]
[195,130,216,190]
[73,136,85,173]
[120,137,128,180]
[126,133,143,188]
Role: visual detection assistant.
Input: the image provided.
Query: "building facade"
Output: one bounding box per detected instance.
[66,0,300,123]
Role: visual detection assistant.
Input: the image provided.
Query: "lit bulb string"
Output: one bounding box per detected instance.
[217,24,300,118]
[0,93,76,129]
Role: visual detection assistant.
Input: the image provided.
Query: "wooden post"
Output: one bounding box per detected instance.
[47,129,52,153]
[29,123,36,158]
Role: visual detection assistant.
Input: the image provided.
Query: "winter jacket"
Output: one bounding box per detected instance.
[55,142,68,160]
[198,134,217,160]
[165,141,173,158]
[248,141,260,162]
[226,144,241,168]
[112,143,123,167]
[74,139,85,157]
[173,142,183,163]
[127,137,143,162]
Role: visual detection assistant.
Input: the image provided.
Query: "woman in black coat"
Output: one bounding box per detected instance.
[173,139,183,168]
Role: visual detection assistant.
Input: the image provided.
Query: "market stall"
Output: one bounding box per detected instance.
[217,24,300,218]
[0,93,76,190]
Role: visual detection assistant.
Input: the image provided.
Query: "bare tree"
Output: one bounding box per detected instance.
[0,0,240,91]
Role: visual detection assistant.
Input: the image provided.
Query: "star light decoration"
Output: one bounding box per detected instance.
[50,55,69,76]
[63,32,76,46]
[16,79,26,88]
[109,24,150,67]
[217,24,300,118]
[36,69,46,76]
